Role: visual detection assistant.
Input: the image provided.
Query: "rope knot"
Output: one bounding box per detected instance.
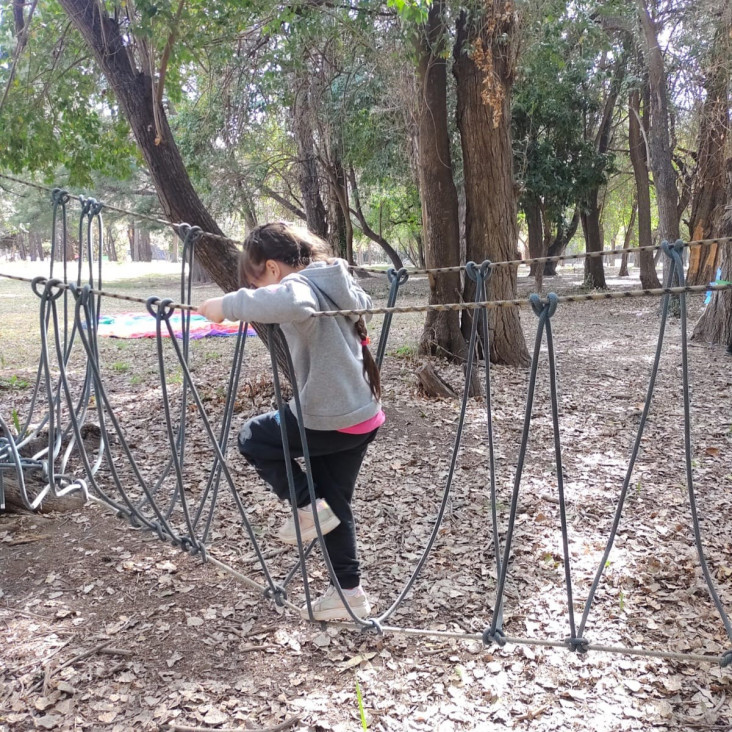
[79,196,95,217]
[362,618,383,635]
[42,278,65,302]
[465,260,493,284]
[30,276,49,299]
[178,223,203,246]
[482,627,506,648]
[566,636,589,654]
[387,267,410,286]
[51,188,71,206]
[265,586,288,607]
[146,296,176,320]
[529,293,544,317]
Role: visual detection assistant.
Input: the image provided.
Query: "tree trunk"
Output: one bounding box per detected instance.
[581,190,607,289]
[686,3,729,286]
[56,0,240,292]
[128,224,138,261]
[637,0,679,301]
[328,156,353,263]
[415,2,466,362]
[693,172,732,347]
[581,50,627,289]
[28,231,43,261]
[524,193,544,280]
[105,225,118,261]
[453,3,528,366]
[544,208,580,276]
[618,200,637,277]
[138,227,152,262]
[629,88,661,288]
[292,71,329,242]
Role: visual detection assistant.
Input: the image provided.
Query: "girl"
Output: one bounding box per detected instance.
[199,222,383,621]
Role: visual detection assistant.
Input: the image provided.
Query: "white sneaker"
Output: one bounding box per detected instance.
[277,499,341,545]
[300,585,371,621]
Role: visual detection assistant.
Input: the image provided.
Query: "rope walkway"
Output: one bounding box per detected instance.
[2,187,732,668]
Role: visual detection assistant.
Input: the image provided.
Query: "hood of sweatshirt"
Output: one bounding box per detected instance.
[293,259,366,313]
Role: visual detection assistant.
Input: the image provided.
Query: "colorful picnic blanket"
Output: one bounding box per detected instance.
[94,312,255,340]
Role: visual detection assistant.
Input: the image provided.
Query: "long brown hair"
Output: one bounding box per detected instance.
[240,222,381,401]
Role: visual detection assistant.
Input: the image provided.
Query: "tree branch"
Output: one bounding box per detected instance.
[260,185,307,221]
[156,0,186,109]
[347,165,403,269]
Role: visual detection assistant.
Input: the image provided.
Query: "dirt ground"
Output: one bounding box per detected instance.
[1,259,731,731]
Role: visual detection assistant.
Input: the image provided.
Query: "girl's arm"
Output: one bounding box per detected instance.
[199,280,318,325]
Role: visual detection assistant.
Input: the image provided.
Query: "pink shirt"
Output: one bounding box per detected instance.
[337,409,385,434]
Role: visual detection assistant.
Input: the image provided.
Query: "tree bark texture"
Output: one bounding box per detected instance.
[453,3,528,366]
[328,156,353,262]
[637,1,679,247]
[524,194,543,276]
[581,189,607,289]
[56,0,240,292]
[544,208,580,277]
[618,200,637,276]
[628,89,661,288]
[1,474,86,514]
[692,168,732,348]
[292,72,329,242]
[581,51,627,289]
[415,2,466,361]
[686,3,730,286]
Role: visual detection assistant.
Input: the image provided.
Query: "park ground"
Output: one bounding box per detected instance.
[1,260,731,731]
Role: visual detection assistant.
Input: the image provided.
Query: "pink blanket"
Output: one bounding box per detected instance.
[94,312,256,340]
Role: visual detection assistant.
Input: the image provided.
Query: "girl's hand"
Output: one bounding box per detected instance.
[199,297,225,323]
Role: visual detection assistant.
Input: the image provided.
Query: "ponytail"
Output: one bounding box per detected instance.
[355,316,381,401]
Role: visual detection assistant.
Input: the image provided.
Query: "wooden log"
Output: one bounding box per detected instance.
[463,362,482,398]
[416,363,457,398]
[1,473,87,514]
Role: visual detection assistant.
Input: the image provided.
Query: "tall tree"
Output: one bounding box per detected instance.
[54,0,240,291]
[512,4,614,282]
[581,49,627,290]
[292,68,330,241]
[628,86,662,288]
[686,2,730,285]
[415,1,465,360]
[453,2,528,365]
[636,0,679,293]
[693,159,732,347]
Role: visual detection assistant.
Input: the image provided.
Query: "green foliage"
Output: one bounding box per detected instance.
[0,375,30,390]
[0,2,138,186]
[513,0,621,229]
[355,678,368,730]
[387,0,431,25]
[12,408,21,436]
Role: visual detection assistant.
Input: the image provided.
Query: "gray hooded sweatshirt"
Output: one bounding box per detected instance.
[221,259,381,431]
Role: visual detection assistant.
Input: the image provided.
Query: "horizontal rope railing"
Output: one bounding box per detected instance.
[2,172,731,276]
[0,172,237,247]
[372,236,732,275]
[1,271,730,317]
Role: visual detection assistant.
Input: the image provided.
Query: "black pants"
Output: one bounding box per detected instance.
[238,405,378,589]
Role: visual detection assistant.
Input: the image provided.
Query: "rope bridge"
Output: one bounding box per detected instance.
[1,187,731,668]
